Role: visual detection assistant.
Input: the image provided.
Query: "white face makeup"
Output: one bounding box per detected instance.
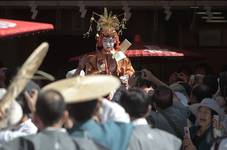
[102,37,115,53]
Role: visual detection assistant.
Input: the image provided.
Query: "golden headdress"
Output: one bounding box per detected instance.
[84,8,127,38]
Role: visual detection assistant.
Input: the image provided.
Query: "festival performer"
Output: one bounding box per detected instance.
[75,8,134,82]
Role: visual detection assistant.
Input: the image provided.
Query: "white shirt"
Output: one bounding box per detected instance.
[132,118,148,126]
[0,119,38,145]
[175,91,189,107]
[45,127,66,133]
[100,99,130,123]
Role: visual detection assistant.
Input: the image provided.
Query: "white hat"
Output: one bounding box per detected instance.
[0,88,23,129]
[42,75,121,104]
[218,138,227,150]
[189,98,223,116]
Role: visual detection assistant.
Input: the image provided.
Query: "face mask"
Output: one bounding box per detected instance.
[102,37,115,50]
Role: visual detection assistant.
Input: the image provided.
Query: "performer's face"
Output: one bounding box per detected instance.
[102,37,115,54]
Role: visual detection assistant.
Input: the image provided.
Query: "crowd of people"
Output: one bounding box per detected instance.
[0,8,227,150]
[0,61,227,150]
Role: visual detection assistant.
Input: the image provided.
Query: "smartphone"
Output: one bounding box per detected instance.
[184,127,191,139]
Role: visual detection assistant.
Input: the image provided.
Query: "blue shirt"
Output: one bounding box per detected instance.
[69,119,133,150]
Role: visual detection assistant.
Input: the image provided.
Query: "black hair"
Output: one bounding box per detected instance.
[120,88,150,118]
[191,84,212,103]
[194,63,213,75]
[111,85,127,103]
[203,74,218,96]
[67,100,98,122]
[211,110,218,117]
[36,90,66,126]
[177,65,192,76]
[152,86,173,109]
[178,82,192,97]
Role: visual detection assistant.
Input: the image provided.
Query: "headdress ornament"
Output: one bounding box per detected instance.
[84,8,127,38]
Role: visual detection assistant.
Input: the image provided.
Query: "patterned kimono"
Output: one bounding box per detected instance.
[82,51,134,77]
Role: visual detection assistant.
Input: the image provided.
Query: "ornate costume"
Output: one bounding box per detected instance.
[76,8,134,79]
[80,52,134,77]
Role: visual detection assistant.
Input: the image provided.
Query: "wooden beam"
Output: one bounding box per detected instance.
[0,1,227,7]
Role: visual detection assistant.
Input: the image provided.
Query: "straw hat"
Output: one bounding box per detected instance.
[42,75,121,104]
[0,42,49,112]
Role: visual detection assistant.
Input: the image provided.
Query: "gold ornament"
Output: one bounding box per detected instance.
[83,8,127,38]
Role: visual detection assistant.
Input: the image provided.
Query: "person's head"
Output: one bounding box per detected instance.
[196,98,219,128]
[34,90,67,129]
[96,31,120,54]
[120,88,150,119]
[152,86,173,109]
[190,74,205,87]
[168,72,178,85]
[194,63,212,75]
[190,84,212,104]
[178,65,192,76]
[67,99,100,122]
[203,74,218,96]
[177,65,192,82]
[168,72,189,85]
[197,106,217,128]
[41,75,121,124]
[95,9,121,54]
